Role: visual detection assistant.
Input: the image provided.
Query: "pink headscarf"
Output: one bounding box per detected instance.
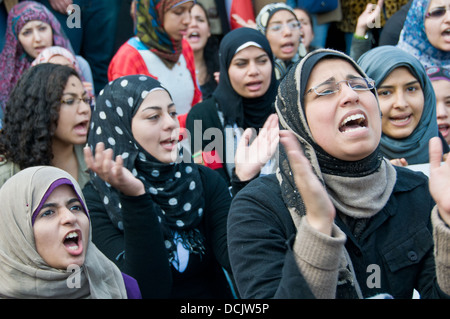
[32,45,85,81]
[0,1,74,111]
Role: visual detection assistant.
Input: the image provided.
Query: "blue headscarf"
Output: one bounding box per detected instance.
[358,45,438,165]
[397,0,450,69]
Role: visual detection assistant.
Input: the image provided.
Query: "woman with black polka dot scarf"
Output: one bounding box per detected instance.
[82,75,235,299]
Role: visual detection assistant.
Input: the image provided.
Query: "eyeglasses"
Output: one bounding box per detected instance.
[306,77,375,96]
[61,96,92,106]
[267,20,301,33]
[425,6,450,19]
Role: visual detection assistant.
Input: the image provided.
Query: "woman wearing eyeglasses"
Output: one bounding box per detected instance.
[227,48,450,299]
[255,3,304,80]
[0,63,91,188]
[359,45,449,167]
[397,0,450,69]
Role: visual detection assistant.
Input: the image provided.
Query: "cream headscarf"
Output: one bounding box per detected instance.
[0,166,128,299]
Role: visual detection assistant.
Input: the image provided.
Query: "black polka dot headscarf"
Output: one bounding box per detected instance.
[88,75,206,262]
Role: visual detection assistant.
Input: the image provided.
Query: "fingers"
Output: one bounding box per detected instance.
[279,130,310,174]
[429,137,443,170]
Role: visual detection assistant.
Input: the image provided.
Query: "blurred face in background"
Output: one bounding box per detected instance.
[265,9,301,61]
[293,8,314,50]
[185,4,211,53]
[228,45,273,98]
[18,20,53,58]
[424,0,450,51]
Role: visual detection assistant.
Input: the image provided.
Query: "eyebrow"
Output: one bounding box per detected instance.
[40,198,81,210]
[378,80,420,88]
[140,104,176,112]
[62,91,88,97]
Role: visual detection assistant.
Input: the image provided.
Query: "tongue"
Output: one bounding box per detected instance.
[64,238,78,248]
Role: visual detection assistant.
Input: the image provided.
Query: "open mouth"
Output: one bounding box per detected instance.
[160,138,178,150]
[443,28,450,36]
[63,230,81,253]
[439,123,450,137]
[339,113,368,133]
[389,114,412,126]
[280,42,295,54]
[74,120,89,136]
[188,31,200,40]
[246,80,263,91]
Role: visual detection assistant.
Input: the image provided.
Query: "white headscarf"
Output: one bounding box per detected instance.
[0,166,128,299]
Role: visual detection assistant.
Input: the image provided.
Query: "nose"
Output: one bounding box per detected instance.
[393,91,408,109]
[182,11,191,25]
[78,98,91,114]
[339,82,360,105]
[247,61,261,76]
[162,113,178,131]
[281,24,293,36]
[33,28,42,42]
[436,101,449,118]
[61,208,77,225]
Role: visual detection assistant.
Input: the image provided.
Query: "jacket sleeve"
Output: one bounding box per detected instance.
[182,38,202,106]
[107,42,154,82]
[83,182,172,298]
[227,177,315,298]
[199,165,232,271]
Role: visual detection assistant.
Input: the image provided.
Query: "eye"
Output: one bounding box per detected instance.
[169,111,178,118]
[39,209,55,218]
[62,99,75,105]
[377,89,391,97]
[268,24,282,32]
[70,204,84,212]
[21,29,31,36]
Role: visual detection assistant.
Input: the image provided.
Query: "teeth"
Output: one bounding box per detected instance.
[392,116,409,123]
[66,232,78,239]
[340,113,365,127]
[68,245,79,250]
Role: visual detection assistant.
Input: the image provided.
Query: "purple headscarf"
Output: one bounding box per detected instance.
[0,1,74,111]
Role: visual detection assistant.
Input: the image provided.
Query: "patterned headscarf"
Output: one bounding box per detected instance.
[255,2,304,80]
[87,75,206,264]
[135,0,193,63]
[397,0,450,69]
[359,45,439,165]
[276,49,395,219]
[0,166,128,299]
[31,45,85,81]
[0,1,74,111]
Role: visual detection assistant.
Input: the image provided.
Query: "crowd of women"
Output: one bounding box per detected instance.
[0,0,449,300]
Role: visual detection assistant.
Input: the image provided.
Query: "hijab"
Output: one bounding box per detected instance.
[0,1,74,111]
[255,2,305,80]
[135,0,192,64]
[397,0,450,69]
[0,166,128,299]
[358,45,439,165]
[31,45,85,81]
[88,75,206,264]
[275,48,397,298]
[276,48,396,220]
[212,27,277,130]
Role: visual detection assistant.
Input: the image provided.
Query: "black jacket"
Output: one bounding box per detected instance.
[228,166,450,299]
[83,165,233,299]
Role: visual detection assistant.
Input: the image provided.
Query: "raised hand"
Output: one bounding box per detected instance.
[429,137,450,225]
[279,130,335,236]
[84,142,145,197]
[234,113,279,181]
